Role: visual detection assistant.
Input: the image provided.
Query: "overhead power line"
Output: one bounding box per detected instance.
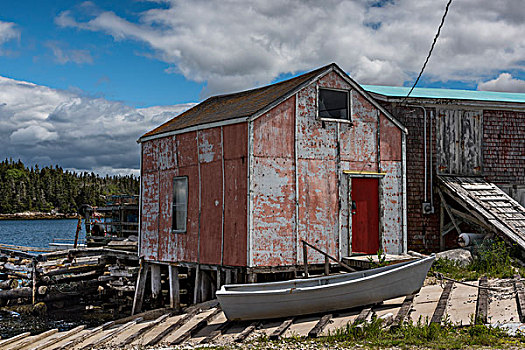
[402,0,453,104]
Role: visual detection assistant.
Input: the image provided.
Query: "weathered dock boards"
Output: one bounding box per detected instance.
[9,277,525,349]
[438,176,525,252]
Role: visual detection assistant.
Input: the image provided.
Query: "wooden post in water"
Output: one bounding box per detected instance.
[74,217,82,249]
[84,210,91,236]
[31,259,37,305]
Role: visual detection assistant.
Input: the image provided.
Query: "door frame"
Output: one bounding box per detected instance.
[344,171,385,256]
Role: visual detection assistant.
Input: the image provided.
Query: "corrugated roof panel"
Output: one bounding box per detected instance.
[363,85,525,103]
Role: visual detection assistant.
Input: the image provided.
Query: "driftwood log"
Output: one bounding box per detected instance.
[0,279,18,289]
[0,279,101,301]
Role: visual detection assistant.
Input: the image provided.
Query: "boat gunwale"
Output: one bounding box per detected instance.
[217,255,434,297]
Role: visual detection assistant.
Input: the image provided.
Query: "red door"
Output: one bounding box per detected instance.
[351,177,379,254]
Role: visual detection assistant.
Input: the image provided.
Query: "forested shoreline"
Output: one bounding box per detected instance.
[0,159,139,215]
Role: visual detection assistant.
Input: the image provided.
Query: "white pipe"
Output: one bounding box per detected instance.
[294,95,300,265]
[458,233,486,247]
[402,132,408,254]
[429,110,434,209]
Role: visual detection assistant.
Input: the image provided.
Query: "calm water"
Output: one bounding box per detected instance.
[0,219,86,248]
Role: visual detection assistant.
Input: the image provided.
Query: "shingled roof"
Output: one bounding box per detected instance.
[140,64,333,140]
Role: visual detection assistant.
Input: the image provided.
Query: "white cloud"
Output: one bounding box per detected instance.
[0,75,193,175]
[10,125,58,144]
[55,0,525,96]
[45,42,93,65]
[0,20,19,45]
[477,73,525,93]
[0,20,19,55]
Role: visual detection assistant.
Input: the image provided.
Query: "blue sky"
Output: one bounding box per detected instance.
[0,0,524,174]
[0,1,203,107]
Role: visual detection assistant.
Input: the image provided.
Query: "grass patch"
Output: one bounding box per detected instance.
[223,318,525,349]
[430,238,524,281]
[317,317,525,349]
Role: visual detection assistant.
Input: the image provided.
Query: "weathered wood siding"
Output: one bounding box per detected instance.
[140,70,405,268]
[436,109,482,175]
[140,124,248,265]
[249,71,405,267]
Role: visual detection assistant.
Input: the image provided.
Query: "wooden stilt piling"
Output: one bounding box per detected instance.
[150,263,161,306]
[225,268,232,285]
[132,258,149,315]
[193,264,201,304]
[169,265,180,311]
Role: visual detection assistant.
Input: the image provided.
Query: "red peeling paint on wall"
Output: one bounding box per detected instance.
[223,124,248,266]
[140,123,249,265]
[140,172,158,260]
[251,96,296,266]
[140,68,406,268]
[380,114,402,161]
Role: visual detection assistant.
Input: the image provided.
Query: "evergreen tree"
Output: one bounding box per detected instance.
[0,159,139,214]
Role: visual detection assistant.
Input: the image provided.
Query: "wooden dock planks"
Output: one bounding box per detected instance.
[487,278,518,324]
[476,276,488,324]
[447,280,478,325]
[392,294,414,326]
[269,318,295,340]
[308,314,332,338]
[13,277,525,347]
[514,276,525,323]
[117,314,170,347]
[431,280,454,324]
[410,284,443,323]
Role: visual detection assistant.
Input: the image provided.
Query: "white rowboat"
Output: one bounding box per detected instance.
[216,255,435,320]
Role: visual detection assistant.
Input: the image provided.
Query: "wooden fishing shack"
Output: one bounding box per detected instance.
[134,63,408,311]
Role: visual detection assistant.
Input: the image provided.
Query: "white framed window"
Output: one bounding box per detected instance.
[318,88,351,123]
[172,176,188,233]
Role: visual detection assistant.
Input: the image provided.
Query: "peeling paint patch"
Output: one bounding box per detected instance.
[141,173,159,260]
[380,114,402,161]
[198,128,222,163]
[158,169,177,261]
[381,161,403,254]
[251,157,296,266]
[297,158,338,263]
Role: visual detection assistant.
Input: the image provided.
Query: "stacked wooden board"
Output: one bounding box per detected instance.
[0,247,138,315]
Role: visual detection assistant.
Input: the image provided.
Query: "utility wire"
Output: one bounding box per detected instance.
[402,0,453,104]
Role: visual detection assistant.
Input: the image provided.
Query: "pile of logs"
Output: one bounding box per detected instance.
[0,246,138,315]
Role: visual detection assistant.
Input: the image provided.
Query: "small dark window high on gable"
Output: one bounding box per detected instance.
[319,88,349,121]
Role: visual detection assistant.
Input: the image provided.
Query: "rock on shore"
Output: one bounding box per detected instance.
[0,211,78,220]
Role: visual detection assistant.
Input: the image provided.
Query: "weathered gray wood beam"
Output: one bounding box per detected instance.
[431,280,453,324]
[308,314,332,338]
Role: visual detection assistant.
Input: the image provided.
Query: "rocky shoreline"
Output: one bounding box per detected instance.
[0,211,79,220]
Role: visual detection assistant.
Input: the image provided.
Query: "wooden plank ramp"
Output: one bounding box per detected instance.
[12,277,525,348]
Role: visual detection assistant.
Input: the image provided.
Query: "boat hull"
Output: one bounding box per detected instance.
[216,255,435,321]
